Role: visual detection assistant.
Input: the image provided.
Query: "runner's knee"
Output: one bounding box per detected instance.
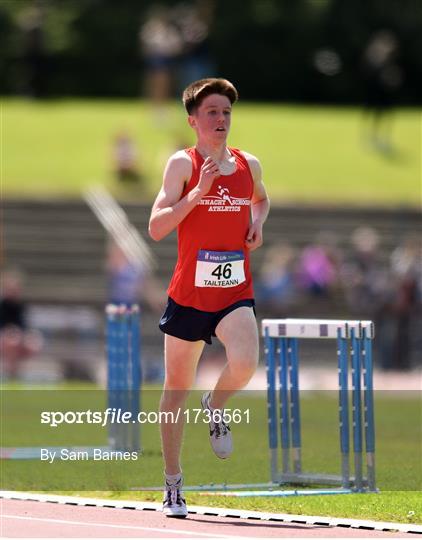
[163,370,195,392]
[228,353,258,380]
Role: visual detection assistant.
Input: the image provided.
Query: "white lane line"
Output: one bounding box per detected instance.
[2,514,243,539]
[2,491,421,534]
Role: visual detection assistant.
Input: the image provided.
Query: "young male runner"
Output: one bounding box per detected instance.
[149,78,270,518]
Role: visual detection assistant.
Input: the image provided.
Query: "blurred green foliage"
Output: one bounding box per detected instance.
[0,0,421,102]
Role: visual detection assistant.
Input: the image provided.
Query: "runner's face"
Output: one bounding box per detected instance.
[189,94,232,142]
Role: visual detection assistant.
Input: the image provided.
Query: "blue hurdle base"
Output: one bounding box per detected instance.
[199,488,354,497]
[134,481,366,496]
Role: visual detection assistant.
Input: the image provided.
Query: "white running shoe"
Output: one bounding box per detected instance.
[162,478,188,518]
[201,391,233,459]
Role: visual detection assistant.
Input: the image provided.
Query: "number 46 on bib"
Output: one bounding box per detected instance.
[195,250,245,288]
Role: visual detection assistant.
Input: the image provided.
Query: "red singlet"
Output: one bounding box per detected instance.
[167,147,255,311]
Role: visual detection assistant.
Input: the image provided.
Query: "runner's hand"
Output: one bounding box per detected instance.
[197,157,220,196]
[245,221,263,251]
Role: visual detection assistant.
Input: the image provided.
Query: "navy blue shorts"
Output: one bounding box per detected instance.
[159,297,256,345]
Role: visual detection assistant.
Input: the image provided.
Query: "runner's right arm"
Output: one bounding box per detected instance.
[149,152,220,241]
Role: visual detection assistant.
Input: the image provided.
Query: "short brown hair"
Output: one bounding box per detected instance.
[182,78,238,115]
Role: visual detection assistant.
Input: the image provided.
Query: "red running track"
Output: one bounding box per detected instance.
[1,499,410,538]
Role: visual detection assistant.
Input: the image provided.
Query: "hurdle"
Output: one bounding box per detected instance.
[106,304,142,452]
[142,317,376,497]
[1,304,142,460]
[262,318,376,494]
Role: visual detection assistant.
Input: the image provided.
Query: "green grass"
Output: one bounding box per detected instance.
[1,99,420,205]
[1,385,421,523]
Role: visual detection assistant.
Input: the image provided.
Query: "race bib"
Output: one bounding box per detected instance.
[195,250,245,288]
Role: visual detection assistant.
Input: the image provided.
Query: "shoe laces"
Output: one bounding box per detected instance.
[164,480,185,506]
[212,417,231,439]
[206,394,231,439]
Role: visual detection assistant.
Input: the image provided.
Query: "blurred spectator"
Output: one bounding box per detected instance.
[296,231,341,298]
[106,240,165,382]
[341,227,394,370]
[16,2,48,98]
[113,131,142,184]
[391,234,421,283]
[106,239,164,313]
[388,234,421,370]
[256,242,298,314]
[0,270,43,378]
[139,5,184,118]
[361,30,403,156]
[341,226,390,315]
[171,0,215,90]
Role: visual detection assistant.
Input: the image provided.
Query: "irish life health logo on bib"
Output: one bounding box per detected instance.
[195,250,246,288]
[198,185,250,212]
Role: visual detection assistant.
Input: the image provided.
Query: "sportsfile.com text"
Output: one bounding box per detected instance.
[40,408,250,427]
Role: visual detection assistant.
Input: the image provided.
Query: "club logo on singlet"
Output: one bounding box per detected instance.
[198,185,250,212]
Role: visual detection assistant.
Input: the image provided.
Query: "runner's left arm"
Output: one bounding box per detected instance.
[243,152,270,252]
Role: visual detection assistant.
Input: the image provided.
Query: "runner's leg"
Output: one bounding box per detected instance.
[211,306,258,410]
[160,334,205,474]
